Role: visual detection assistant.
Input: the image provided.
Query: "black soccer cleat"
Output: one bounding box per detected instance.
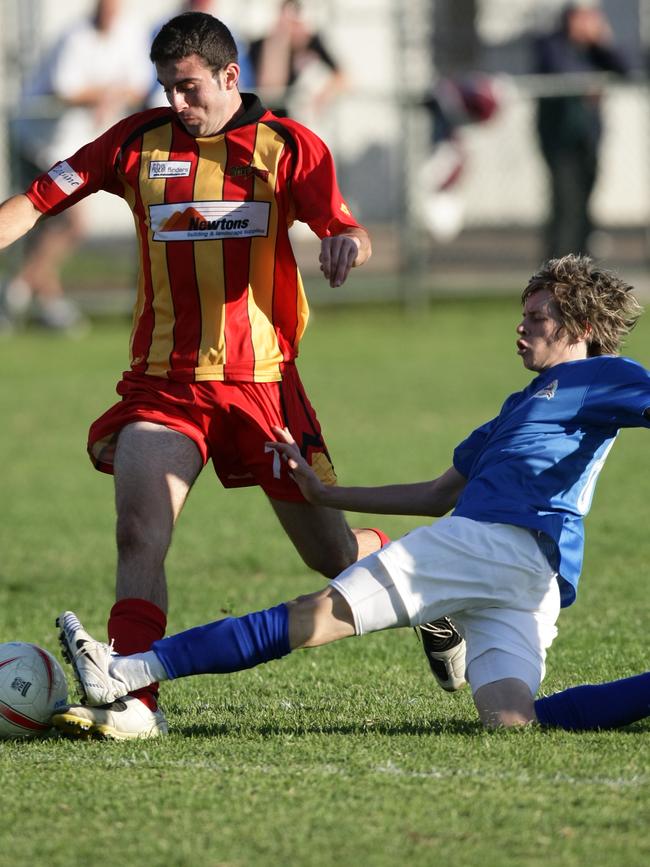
[416,617,467,692]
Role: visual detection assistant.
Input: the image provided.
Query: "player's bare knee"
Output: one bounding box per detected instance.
[299,543,357,579]
[479,708,535,729]
[473,678,536,729]
[287,587,355,648]
[115,511,171,562]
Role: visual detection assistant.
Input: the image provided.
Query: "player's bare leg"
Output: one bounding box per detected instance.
[53,423,203,739]
[472,678,536,728]
[270,497,465,692]
[268,497,383,578]
[18,207,84,299]
[9,205,87,331]
[113,422,203,610]
[287,585,356,647]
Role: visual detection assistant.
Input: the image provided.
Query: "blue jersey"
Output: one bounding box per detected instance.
[452,356,650,607]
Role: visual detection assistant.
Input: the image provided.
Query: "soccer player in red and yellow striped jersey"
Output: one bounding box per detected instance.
[0,12,389,739]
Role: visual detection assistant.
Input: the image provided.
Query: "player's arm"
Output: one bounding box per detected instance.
[307,464,466,517]
[0,194,44,249]
[319,226,371,288]
[268,426,466,516]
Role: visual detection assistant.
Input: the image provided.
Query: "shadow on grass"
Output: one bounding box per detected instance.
[176,718,484,738]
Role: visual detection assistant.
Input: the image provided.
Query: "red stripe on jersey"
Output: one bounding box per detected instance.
[165,128,202,373]
[273,146,300,360]
[129,135,157,373]
[222,126,257,381]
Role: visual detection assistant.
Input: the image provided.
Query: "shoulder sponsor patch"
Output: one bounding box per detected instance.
[533,379,558,400]
[48,161,84,196]
[149,200,270,241]
[148,160,192,179]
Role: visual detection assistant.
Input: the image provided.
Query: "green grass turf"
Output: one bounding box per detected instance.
[0,298,648,867]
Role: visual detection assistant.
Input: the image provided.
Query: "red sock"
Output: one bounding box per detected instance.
[108,598,167,711]
[367,527,391,548]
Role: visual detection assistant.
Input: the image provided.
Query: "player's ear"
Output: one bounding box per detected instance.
[222,62,240,90]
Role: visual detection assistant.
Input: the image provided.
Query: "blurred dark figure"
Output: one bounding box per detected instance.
[533,2,630,260]
[249,0,346,118]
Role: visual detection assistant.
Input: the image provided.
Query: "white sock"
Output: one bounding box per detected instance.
[109,651,168,693]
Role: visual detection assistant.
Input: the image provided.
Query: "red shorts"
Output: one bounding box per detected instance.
[88,366,337,502]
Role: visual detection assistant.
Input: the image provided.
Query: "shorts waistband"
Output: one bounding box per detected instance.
[530,529,559,573]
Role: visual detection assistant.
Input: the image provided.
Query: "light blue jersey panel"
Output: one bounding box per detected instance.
[452,356,650,606]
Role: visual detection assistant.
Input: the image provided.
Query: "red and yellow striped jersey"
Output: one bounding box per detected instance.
[26,95,362,382]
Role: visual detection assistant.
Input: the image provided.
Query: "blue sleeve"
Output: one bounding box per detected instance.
[452,389,526,477]
[453,416,498,478]
[582,357,650,428]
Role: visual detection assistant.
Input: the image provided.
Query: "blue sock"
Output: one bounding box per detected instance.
[151,603,291,679]
[535,672,650,731]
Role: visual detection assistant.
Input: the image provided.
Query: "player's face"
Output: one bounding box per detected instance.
[516,288,587,372]
[156,54,241,137]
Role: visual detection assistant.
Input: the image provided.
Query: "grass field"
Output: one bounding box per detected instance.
[0,297,648,867]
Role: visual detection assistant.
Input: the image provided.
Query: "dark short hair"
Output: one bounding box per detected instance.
[150,12,238,72]
[522,254,643,356]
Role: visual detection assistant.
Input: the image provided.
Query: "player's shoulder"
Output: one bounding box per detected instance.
[581,354,649,386]
[560,354,644,373]
[101,107,176,152]
[260,111,327,148]
[593,354,647,373]
[116,107,174,135]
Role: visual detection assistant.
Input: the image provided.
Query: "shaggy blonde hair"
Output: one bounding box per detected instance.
[522,254,643,356]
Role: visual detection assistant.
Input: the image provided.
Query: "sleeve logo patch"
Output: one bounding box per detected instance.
[149,160,192,178]
[149,200,271,240]
[48,161,84,195]
[533,379,559,400]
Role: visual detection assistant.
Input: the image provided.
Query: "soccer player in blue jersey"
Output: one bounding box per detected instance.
[55,254,650,734]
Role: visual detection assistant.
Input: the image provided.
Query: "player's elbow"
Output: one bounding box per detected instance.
[426,499,455,518]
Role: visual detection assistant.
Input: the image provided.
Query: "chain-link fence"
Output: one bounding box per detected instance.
[1,0,648,309]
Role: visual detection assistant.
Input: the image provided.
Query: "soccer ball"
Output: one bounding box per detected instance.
[0,642,69,738]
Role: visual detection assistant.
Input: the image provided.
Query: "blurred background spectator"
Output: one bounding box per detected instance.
[419,72,503,242]
[249,0,347,118]
[1,0,647,316]
[533,1,631,261]
[1,0,150,333]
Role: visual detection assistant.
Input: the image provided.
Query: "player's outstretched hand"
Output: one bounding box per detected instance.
[319,235,360,288]
[268,426,327,504]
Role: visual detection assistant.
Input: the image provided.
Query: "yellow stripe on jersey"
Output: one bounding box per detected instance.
[139,124,176,377]
[194,138,227,371]
[248,125,285,379]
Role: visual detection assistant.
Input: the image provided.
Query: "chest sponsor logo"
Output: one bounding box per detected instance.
[148,160,192,178]
[228,164,270,182]
[532,379,558,400]
[48,160,84,196]
[149,200,270,241]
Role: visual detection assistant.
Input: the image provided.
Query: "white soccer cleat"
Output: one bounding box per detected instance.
[56,610,126,706]
[417,617,467,692]
[51,695,168,740]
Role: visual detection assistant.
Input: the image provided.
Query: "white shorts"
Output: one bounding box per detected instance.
[330,516,561,695]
